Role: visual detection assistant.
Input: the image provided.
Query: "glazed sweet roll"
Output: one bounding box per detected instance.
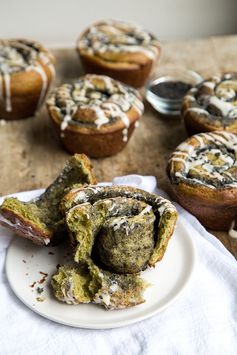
[167,131,237,230]
[47,74,144,157]
[77,20,161,88]
[60,185,178,269]
[182,73,237,135]
[51,184,177,309]
[0,39,55,119]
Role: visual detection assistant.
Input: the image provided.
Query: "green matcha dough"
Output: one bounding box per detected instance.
[0,154,96,245]
[62,185,177,271]
[51,265,92,304]
[51,185,177,310]
[51,261,148,309]
[93,198,156,274]
[66,197,156,273]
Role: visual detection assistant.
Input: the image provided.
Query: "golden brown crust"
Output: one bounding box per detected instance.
[0,39,55,120]
[51,118,138,157]
[79,53,154,88]
[168,183,236,230]
[77,20,161,88]
[167,131,237,230]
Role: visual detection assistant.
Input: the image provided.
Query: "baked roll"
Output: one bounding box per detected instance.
[47,74,144,157]
[0,154,96,245]
[0,39,55,120]
[60,184,178,269]
[167,131,237,230]
[77,20,161,88]
[182,73,237,135]
[51,184,177,309]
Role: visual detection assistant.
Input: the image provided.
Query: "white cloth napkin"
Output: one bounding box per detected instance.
[0,175,237,355]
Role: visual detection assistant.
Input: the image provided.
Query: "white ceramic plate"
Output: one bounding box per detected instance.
[3,189,196,329]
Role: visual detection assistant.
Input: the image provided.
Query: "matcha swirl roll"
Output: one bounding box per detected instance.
[51,185,177,309]
[60,185,177,274]
[167,131,237,230]
[47,74,143,157]
[182,73,237,135]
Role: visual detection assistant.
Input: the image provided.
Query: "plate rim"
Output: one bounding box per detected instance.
[3,188,197,329]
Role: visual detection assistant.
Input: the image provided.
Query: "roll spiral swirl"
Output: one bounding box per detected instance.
[182,73,237,134]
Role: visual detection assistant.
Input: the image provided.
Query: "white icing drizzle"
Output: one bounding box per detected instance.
[131,95,144,115]
[3,73,12,112]
[61,114,71,131]
[195,134,206,148]
[0,214,50,245]
[140,205,152,215]
[95,292,111,307]
[60,277,80,305]
[135,120,140,128]
[74,191,88,203]
[212,75,221,83]
[70,185,177,221]
[109,283,120,292]
[31,64,48,111]
[0,74,2,103]
[122,128,128,142]
[176,142,194,155]
[0,119,6,126]
[171,151,189,157]
[158,201,174,216]
[216,87,235,100]
[93,105,110,128]
[103,75,114,93]
[209,96,233,117]
[229,220,237,239]
[185,107,209,116]
[171,157,186,164]
[184,95,196,102]
[228,108,237,119]
[109,216,127,231]
[202,81,215,90]
[60,105,77,131]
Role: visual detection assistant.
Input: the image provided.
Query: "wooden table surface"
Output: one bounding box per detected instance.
[0,35,237,257]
